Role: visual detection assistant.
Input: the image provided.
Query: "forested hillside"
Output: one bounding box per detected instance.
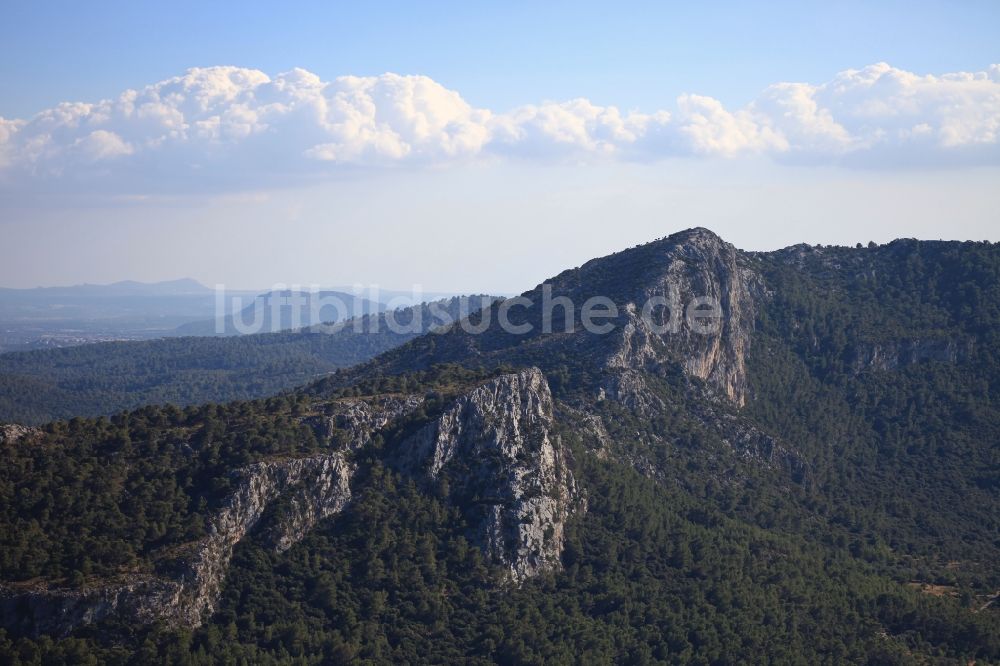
[0,296,495,424]
[1,230,998,664]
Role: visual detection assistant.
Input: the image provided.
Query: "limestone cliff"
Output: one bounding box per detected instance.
[168,453,353,624]
[600,228,763,406]
[1,453,352,636]
[0,371,581,635]
[398,368,581,582]
[306,394,424,449]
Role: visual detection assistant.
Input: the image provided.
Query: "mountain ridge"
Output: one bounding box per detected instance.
[1,228,999,662]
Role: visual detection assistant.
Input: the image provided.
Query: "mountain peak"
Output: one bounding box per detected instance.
[648,227,733,258]
[664,226,725,244]
[335,226,760,406]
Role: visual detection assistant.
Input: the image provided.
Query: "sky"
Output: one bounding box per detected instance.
[0,1,998,292]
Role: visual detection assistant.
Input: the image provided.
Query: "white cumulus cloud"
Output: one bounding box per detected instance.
[0,62,998,193]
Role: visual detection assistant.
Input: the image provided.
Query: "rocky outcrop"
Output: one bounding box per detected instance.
[557,403,611,458]
[700,403,809,484]
[849,337,972,373]
[336,229,765,409]
[1,453,353,636]
[1,371,582,636]
[306,395,424,449]
[603,228,763,406]
[261,456,354,553]
[600,368,666,415]
[398,368,581,582]
[0,424,39,446]
[0,575,181,639]
[598,364,808,483]
[169,453,353,625]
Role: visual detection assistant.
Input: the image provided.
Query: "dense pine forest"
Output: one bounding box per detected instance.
[0,297,495,425]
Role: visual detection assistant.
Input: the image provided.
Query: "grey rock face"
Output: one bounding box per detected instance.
[1,453,353,636]
[694,398,809,483]
[600,368,666,414]
[1,371,582,636]
[169,453,354,625]
[0,424,38,445]
[603,229,763,407]
[399,368,581,582]
[306,394,424,449]
[849,337,972,373]
[0,576,181,638]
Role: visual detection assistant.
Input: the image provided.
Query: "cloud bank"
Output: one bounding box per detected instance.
[1,63,998,193]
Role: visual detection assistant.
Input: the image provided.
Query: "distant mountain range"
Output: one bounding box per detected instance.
[0,277,211,297]
[171,290,386,337]
[0,279,465,352]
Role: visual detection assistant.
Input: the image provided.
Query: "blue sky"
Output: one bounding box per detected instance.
[3,0,997,118]
[0,1,998,291]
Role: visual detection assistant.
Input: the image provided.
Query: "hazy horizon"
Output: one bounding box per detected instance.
[1,1,998,293]
[1,213,998,294]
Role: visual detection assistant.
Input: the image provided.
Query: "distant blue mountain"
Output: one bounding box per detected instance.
[171,290,387,336]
